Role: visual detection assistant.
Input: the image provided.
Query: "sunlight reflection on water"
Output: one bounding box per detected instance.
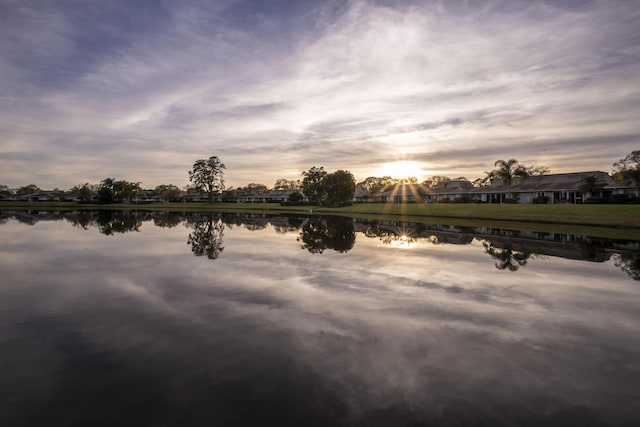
[0,211,639,426]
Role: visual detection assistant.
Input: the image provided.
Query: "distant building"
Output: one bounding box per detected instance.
[235,189,299,203]
[16,190,76,202]
[469,171,626,204]
[428,180,474,203]
[375,183,430,203]
[353,186,370,202]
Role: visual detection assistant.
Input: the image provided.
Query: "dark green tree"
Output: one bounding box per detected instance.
[98,178,115,204]
[288,191,303,202]
[97,178,141,203]
[113,180,142,203]
[188,156,226,202]
[221,188,237,201]
[70,183,96,202]
[0,185,13,196]
[301,166,327,206]
[613,150,640,196]
[526,165,550,176]
[273,178,300,190]
[323,170,356,207]
[425,176,450,187]
[153,184,182,199]
[357,176,395,195]
[16,184,41,195]
[238,183,268,192]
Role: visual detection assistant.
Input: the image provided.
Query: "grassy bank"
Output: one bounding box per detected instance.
[2,201,640,239]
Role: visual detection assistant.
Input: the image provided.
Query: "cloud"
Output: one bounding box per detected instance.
[1,0,639,187]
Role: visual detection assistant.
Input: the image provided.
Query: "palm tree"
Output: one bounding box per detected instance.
[578,174,605,199]
[482,240,531,271]
[486,159,529,200]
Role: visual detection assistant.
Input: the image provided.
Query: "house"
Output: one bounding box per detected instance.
[235,189,299,203]
[469,171,625,204]
[177,192,211,202]
[17,190,76,202]
[0,193,18,201]
[263,189,299,202]
[353,186,370,202]
[375,183,430,203]
[428,180,474,203]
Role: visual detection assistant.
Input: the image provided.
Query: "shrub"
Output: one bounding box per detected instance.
[532,196,550,204]
[439,198,451,203]
[585,197,606,204]
[288,191,303,202]
[610,194,632,204]
[280,201,311,206]
[451,195,473,203]
[503,198,518,204]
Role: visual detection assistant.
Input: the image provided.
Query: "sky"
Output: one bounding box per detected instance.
[1,0,639,189]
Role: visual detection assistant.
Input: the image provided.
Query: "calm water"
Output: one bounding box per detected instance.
[1,210,639,426]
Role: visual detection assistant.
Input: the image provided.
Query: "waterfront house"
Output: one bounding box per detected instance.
[469,171,625,204]
[375,183,430,203]
[428,180,474,203]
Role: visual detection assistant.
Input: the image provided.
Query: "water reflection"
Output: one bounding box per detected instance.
[1,210,639,280]
[615,252,640,281]
[364,223,419,247]
[186,216,225,260]
[298,216,355,254]
[152,212,184,228]
[1,209,640,425]
[97,210,142,235]
[482,240,532,271]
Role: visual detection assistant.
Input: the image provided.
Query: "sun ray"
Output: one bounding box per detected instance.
[375,161,425,182]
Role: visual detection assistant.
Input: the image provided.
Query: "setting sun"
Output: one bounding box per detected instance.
[376,161,425,181]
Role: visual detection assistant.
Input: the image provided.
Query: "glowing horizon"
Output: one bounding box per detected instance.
[1,1,639,189]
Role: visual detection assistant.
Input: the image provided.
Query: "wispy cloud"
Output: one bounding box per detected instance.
[1,0,639,187]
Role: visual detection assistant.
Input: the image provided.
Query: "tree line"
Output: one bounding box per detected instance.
[2,151,639,203]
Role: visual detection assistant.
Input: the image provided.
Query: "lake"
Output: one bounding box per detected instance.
[1,210,639,426]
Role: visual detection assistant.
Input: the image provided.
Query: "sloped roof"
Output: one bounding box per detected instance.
[470,171,622,193]
[236,189,298,199]
[429,180,474,194]
[376,183,431,198]
[354,186,369,198]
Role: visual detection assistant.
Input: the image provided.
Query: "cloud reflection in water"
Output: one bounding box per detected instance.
[0,212,639,425]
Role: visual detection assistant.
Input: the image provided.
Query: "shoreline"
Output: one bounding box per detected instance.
[2,201,640,240]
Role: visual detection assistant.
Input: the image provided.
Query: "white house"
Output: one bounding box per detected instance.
[469,171,626,204]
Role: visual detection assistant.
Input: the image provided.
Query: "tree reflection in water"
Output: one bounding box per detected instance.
[364,224,419,246]
[298,217,355,254]
[96,210,142,235]
[70,211,96,230]
[482,240,532,271]
[152,212,183,228]
[2,210,640,280]
[187,216,225,260]
[614,253,640,281]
